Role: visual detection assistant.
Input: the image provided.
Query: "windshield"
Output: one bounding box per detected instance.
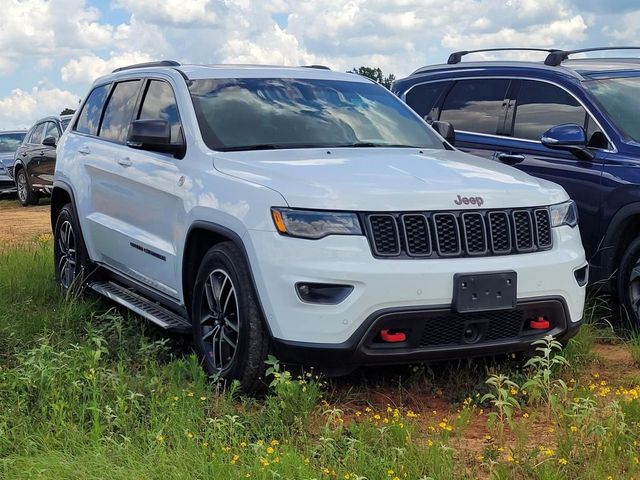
[189,78,445,151]
[586,77,640,142]
[0,132,26,153]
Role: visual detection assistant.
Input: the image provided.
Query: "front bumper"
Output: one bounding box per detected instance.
[272,298,581,370]
[0,172,15,193]
[244,224,586,347]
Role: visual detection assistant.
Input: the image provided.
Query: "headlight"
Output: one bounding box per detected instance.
[549,200,578,228]
[271,208,362,239]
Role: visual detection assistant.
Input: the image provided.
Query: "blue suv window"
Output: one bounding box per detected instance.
[512,80,586,141]
[440,79,510,134]
[404,81,451,121]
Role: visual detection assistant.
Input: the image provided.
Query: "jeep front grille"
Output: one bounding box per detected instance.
[363,207,553,259]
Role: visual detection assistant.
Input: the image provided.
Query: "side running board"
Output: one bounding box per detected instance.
[90,281,191,333]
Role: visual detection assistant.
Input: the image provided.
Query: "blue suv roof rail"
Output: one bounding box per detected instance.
[447,48,560,65]
[112,60,181,73]
[544,46,640,66]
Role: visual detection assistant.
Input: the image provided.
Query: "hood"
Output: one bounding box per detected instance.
[212,148,568,211]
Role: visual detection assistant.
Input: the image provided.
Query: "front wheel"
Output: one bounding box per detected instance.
[617,236,640,328]
[191,242,269,393]
[15,168,38,206]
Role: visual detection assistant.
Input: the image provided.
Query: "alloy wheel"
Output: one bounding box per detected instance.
[17,171,27,203]
[57,220,77,289]
[199,269,240,371]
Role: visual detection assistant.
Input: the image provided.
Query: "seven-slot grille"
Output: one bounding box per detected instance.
[364,207,552,259]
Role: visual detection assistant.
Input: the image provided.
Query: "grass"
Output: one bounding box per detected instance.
[1,241,640,479]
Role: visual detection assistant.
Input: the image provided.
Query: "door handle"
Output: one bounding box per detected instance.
[78,145,90,155]
[39,151,44,156]
[495,152,525,165]
[21,152,27,157]
[118,157,132,167]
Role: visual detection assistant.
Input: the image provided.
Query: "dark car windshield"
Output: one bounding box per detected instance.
[0,132,26,153]
[586,77,640,142]
[189,78,444,151]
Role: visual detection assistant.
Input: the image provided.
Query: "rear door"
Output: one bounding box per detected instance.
[33,121,60,186]
[438,78,511,160]
[499,79,608,258]
[24,123,45,185]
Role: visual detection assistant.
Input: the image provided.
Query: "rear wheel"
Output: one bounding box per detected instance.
[191,242,269,393]
[15,168,38,206]
[617,236,640,328]
[53,204,91,292]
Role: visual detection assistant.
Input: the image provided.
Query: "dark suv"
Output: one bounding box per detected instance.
[13,115,72,206]
[394,47,640,326]
[0,130,27,194]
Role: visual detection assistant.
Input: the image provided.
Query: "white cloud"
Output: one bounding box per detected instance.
[0,86,79,129]
[60,51,154,84]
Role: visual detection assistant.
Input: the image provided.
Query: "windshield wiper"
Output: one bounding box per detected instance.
[218,143,337,152]
[334,142,424,148]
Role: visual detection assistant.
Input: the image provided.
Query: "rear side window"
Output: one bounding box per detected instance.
[404,81,451,121]
[440,79,510,134]
[29,123,45,144]
[75,84,110,136]
[100,81,141,143]
[512,80,586,141]
[138,80,183,144]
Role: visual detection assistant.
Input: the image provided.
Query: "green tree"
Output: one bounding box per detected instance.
[348,66,396,89]
[60,108,75,115]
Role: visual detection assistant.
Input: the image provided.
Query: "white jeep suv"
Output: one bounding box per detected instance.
[52,61,587,391]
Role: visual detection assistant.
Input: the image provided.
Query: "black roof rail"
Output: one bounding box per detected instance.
[112,60,181,73]
[544,46,640,66]
[301,65,331,70]
[447,48,561,65]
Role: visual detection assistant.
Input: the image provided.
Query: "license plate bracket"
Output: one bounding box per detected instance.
[453,271,517,313]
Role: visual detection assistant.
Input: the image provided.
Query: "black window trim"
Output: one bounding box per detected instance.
[400,76,616,153]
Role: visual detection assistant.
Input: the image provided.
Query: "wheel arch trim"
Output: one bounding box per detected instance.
[598,202,640,282]
[183,221,274,338]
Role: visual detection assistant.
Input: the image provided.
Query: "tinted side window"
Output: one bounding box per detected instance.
[138,80,183,144]
[99,81,141,143]
[513,80,586,141]
[29,123,45,144]
[404,81,451,121]
[44,122,60,142]
[75,84,110,136]
[440,79,509,134]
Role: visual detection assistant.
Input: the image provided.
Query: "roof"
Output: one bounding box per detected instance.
[0,129,27,134]
[408,47,640,81]
[97,61,369,85]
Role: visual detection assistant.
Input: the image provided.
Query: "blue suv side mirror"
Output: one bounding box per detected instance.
[541,124,594,161]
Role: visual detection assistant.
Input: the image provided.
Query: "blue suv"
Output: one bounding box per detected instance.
[393,47,640,326]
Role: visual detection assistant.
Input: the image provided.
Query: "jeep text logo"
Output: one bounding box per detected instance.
[454,195,484,207]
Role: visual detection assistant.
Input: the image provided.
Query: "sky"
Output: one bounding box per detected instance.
[0,0,639,130]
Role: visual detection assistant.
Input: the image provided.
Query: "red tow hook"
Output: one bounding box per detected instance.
[380,329,406,343]
[529,316,550,330]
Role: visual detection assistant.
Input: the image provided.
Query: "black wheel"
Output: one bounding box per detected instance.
[617,236,640,328]
[53,204,91,292]
[191,242,269,393]
[15,168,38,206]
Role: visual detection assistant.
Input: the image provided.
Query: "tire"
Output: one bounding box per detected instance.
[53,203,92,293]
[191,242,269,393]
[616,236,640,329]
[15,168,39,206]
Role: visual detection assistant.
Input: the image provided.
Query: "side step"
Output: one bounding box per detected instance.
[90,281,191,334]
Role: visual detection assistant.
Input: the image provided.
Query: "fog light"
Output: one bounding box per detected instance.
[295,283,354,304]
[574,265,589,287]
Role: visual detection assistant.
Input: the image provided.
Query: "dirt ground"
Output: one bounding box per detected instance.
[0,198,51,243]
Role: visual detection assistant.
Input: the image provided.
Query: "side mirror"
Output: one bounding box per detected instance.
[541,124,594,161]
[42,136,56,148]
[126,119,185,158]
[432,120,455,146]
